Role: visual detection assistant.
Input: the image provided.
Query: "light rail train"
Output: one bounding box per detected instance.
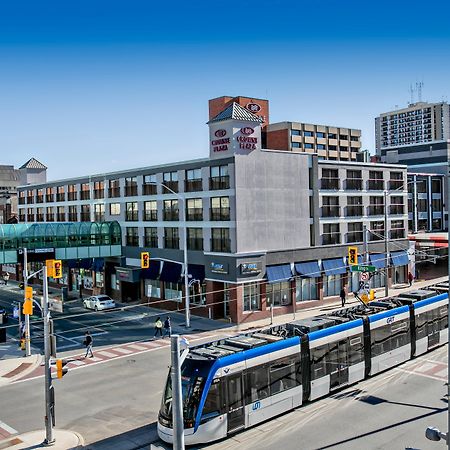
[158,283,449,445]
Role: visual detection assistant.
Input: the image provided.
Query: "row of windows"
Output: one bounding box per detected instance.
[292,142,359,151]
[291,130,359,141]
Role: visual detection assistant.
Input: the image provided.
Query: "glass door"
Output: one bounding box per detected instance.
[226,374,245,433]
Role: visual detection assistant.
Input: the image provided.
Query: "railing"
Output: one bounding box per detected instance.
[345,179,363,190]
[36,214,45,222]
[46,214,55,222]
[163,210,179,221]
[27,215,35,222]
[57,214,65,221]
[389,205,404,215]
[322,234,341,245]
[346,232,363,243]
[186,208,203,221]
[26,197,34,204]
[185,179,203,192]
[211,238,231,252]
[80,213,90,221]
[164,237,179,249]
[80,191,90,200]
[18,198,25,205]
[187,238,204,251]
[320,178,340,190]
[125,186,138,197]
[19,215,25,222]
[143,184,157,195]
[209,176,230,190]
[368,179,384,190]
[321,206,340,218]
[369,232,384,241]
[94,189,104,199]
[126,212,139,221]
[162,181,178,193]
[45,195,54,202]
[389,180,404,190]
[68,192,77,201]
[36,196,44,203]
[126,236,139,246]
[68,214,78,221]
[210,208,230,221]
[368,205,384,216]
[390,229,405,239]
[144,237,158,247]
[345,206,364,217]
[108,187,121,198]
[144,211,158,221]
[56,193,65,202]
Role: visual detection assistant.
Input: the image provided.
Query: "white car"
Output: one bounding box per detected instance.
[83,295,116,311]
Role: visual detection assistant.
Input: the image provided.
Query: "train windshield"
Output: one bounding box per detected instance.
[160,358,213,425]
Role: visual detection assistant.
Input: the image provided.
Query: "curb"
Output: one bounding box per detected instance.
[0,354,43,386]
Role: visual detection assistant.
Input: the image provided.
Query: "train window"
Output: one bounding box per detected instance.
[371,324,390,356]
[201,380,222,421]
[245,365,270,404]
[269,357,297,395]
[391,320,409,349]
[348,335,364,365]
[310,344,328,380]
[416,312,428,340]
[439,306,448,330]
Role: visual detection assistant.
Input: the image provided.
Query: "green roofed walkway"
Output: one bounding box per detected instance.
[0,222,122,264]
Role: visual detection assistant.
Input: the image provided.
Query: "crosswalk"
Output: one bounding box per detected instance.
[395,358,448,381]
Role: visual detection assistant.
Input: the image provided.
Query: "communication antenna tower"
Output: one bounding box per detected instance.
[416,81,424,102]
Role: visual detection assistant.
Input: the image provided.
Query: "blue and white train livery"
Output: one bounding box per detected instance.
[158,283,449,445]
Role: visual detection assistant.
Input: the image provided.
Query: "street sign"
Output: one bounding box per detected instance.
[350,264,376,273]
[360,272,369,282]
[49,299,63,313]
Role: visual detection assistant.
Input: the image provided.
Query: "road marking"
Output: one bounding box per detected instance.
[434,369,447,378]
[127,344,148,351]
[114,348,133,354]
[86,356,103,362]
[97,350,118,358]
[0,421,17,435]
[414,362,437,373]
[68,360,86,366]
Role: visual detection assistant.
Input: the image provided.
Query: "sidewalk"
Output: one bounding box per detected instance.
[0,429,83,449]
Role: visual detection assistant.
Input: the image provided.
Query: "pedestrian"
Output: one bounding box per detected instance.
[408,271,414,287]
[3,273,9,286]
[340,287,346,307]
[154,317,163,338]
[395,270,399,285]
[163,316,171,338]
[83,331,94,358]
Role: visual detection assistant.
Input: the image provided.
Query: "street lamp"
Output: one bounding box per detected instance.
[150,181,190,328]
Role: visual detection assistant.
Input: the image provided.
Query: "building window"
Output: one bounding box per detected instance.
[389,196,404,215]
[164,282,182,301]
[80,183,90,200]
[126,227,139,246]
[185,169,203,192]
[36,207,44,222]
[370,221,384,240]
[368,171,384,190]
[291,129,301,136]
[211,228,231,252]
[368,196,384,216]
[163,171,178,193]
[126,202,138,221]
[109,179,121,198]
[144,201,158,221]
[243,282,260,312]
[163,199,179,221]
[110,203,121,215]
[210,197,230,221]
[210,165,229,190]
[292,142,301,148]
[164,227,179,249]
[143,174,157,195]
[317,144,325,150]
[347,222,363,243]
[186,198,203,221]
[345,170,362,190]
[266,281,291,307]
[94,204,105,222]
[144,227,158,247]
[328,145,337,151]
[321,196,339,218]
[316,132,325,139]
[36,189,44,203]
[339,134,348,140]
[296,278,317,301]
[27,208,34,221]
[68,205,77,221]
[46,207,54,222]
[45,187,54,203]
[94,181,104,199]
[145,279,161,298]
[305,143,314,149]
[304,131,313,137]
[328,133,337,139]
[57,206,65,222]
[324,275,342,297]
[187,228,203,250]
[390,220,405,239]
[125,177,138,196]
[80,205,90,221]
[389,172,404,190]
[321,168,339,190]
[346,196,363,216]
[322,223,340,245]
[350,136,359,142]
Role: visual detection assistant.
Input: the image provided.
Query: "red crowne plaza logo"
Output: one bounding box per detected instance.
[246,103,261,113]
[240,127,254,135]
[215,129,227,138]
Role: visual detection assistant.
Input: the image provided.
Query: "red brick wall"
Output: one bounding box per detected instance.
[266,129,290,151]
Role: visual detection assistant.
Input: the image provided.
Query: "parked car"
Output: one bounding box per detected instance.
[83,295,116,311]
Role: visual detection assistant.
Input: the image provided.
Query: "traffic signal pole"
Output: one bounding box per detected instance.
[42,265,54,445]
[23,248,31,357]
[171,335,184,450]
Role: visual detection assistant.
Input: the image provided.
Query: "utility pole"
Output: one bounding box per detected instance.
[363,224,369,264]
[23,248,31,357]
[42,265,54,445]
[384,190,389,298]
[171,335,184,450]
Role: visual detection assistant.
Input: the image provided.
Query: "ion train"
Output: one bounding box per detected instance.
[158,283,449,445]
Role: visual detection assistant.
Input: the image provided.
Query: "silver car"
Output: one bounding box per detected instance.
[83,295,116,311]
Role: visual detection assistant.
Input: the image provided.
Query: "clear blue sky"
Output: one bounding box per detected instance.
[1,0,449,180]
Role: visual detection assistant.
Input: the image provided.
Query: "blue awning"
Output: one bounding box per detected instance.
[266,264,292,283]
[66,258,92,270]
[140,260,161,280]
[294,261,321,278]
[322,258,347,276]
[188,264,205,282]
[391,251,409,267]
[370,253,387,269]
[159,261,182,283]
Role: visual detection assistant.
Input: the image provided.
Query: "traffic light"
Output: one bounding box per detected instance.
[46,259,55,278]
[141,252,150,269]
[24,286,33,299]
[348,246,358,265]
[53,260,62,279]
[56,359,68,379]
[23,299,33,315]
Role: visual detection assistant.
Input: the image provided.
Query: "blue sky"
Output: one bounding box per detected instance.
[1,0,450,179]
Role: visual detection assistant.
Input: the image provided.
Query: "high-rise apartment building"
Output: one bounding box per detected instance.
[266,121,362,161]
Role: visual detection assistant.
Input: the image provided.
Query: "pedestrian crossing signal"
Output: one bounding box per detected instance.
[24,286,33,300]
[141,252,150,269]
[56,359,68,379]
[53,260,62,279]
[46,259,55,278]
[348,247,358,265]
[23,299,33,315]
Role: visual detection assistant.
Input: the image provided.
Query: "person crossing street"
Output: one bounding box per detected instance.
[84,331,94,358]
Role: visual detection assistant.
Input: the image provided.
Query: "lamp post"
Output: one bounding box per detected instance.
[150,181,190,328]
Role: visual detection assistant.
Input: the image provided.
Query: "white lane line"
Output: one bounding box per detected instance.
[86,357,103,362]
[434,369,447,378]
[0,421,18,435]
[414,362,437,373]
[97,350,118,358]
[127,344,147,351]
[68,360,86,366]
[114,347,133,354]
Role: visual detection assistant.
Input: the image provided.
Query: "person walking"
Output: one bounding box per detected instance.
[163,316,172,338]
[340,287,346,307]
[3,273,9,286]
[154,317,163,338]
[408,271,414,287]
[84,331,94,358]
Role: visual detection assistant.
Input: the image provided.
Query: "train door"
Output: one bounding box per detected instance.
[329,339,349,389]
[226,373,245,433]
[428,309,440,348]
